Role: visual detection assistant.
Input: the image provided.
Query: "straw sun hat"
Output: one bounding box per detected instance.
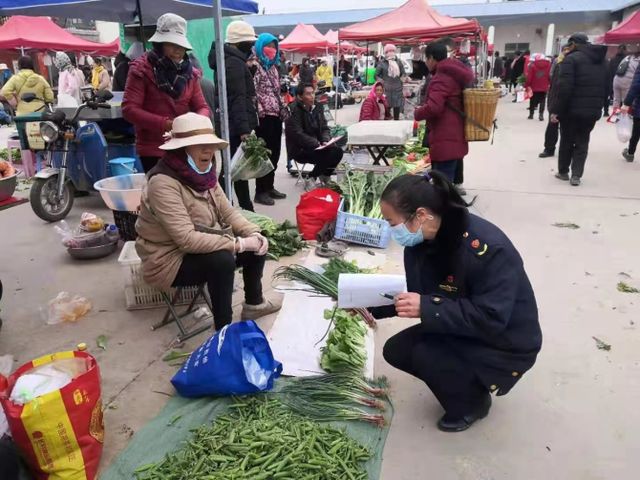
[160,113,229,151]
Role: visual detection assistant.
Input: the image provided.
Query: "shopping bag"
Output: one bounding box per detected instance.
[171,321,282,397]
[296,188,341,240]
[0,351,104,480]
[229,144,274,182]
[516,91,526,103]
[617,113,633,143]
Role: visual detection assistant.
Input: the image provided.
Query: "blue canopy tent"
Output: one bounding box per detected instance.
[0,0,260,202]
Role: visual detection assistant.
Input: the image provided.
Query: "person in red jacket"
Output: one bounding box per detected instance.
[358,81,392,121]
[414,42,474,183]
[525,54,552,121]
[122,13,210,173]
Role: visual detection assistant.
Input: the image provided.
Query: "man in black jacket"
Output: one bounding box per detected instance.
[550,33,607,186]
[539,44,571,158]
[285,83,343,191]
[209,20,258,211]
[510,51,525,102]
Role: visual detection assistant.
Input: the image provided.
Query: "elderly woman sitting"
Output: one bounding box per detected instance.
[135,112,281,330]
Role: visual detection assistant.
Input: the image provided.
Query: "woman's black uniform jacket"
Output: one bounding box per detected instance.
[371,213,542,396]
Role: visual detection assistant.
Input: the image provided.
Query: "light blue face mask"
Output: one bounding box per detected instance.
[390,213,432,247]
[187,154,212,174]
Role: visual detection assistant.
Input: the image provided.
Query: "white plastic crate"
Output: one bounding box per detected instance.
[118,241,202,310]
[334,199,391,248]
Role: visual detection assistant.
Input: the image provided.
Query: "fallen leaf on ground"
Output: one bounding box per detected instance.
[617,281,639,293]
[552,222,580,229]
[96,334,107,350]
[593,336,612,351]
[618,272,632,278]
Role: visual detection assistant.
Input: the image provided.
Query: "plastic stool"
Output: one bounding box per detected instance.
[152,284,214,343]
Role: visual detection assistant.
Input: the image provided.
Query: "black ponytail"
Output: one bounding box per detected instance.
[381,171,475,273]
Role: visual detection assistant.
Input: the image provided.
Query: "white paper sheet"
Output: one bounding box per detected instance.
[337,274,407,309]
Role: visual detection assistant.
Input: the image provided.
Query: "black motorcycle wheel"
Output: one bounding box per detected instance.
[30,176,74,222]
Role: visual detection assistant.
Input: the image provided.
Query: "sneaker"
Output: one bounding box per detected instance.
[555,172,570,181]
[455,184,467,196]
[254,192,275,206]
[268,189,287,199]
[539,114,544,122]
[539,151,554,158]
[304,177,317,192]
[318,175,332,186]
[241,298,283,321]
[570,176,581,186]
[622,148,635,163]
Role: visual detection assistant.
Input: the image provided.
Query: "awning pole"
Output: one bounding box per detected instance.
[136,0,147,51]
[20,46,25,56]
[334,41,340,123]
[212,0,232,202]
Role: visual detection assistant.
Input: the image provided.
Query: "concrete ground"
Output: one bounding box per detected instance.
[0,97,638,479]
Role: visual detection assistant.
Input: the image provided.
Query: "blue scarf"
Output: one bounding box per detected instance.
[255,33,280,70]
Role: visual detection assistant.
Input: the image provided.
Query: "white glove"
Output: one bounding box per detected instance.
[238,236,262,254]
[251,233,269,256]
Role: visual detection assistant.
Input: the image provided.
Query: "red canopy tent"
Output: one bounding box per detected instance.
[279,23,334,53]
[324,30,366,53]
[338,0,481,43]
[595,10,640,45]
[0,16,120,55]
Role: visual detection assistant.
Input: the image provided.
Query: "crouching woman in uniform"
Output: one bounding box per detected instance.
[370,172,542,432]
[135,113,282,331]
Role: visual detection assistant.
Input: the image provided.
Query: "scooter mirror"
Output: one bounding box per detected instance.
[96,90,114,102]
[21,93,37,103]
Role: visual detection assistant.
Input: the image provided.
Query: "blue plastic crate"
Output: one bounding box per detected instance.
[334,199,391,248]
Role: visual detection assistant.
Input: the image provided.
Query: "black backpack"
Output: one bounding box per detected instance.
[617,56,631,77]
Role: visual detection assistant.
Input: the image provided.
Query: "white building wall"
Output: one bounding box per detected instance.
[95,21,120,44]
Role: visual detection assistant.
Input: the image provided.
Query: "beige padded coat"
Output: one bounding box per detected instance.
[135,174,260,292]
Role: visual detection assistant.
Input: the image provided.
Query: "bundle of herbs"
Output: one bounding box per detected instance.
[133,396,373,480]
[241,133,271,170]
[240,210,306,260]
[321,308,368,374]
[273,265,376,327]
[321,257,372,284]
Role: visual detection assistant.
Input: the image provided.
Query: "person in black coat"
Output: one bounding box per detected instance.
[369,172,542,432]
[510,51,525,101]
[549,33,607,186]
[285,83,343,191]
[539,44,572,158]
[112,42,144,92]
[492,51,503,78]
[208,20,259,211]
[298,57,315,85]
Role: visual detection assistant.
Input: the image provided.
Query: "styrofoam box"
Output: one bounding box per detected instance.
[118,241,201,310]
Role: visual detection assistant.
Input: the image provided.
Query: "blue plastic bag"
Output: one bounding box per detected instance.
[171,321,282,397]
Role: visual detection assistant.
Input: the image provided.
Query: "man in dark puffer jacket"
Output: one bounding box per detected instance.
[549,33,607,186]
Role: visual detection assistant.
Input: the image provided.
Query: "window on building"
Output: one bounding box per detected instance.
[504,43,530,55]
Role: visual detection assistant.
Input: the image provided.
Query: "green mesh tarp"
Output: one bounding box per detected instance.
[101,378,393,480]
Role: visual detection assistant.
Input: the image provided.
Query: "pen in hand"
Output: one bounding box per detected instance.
[380,293,395,300]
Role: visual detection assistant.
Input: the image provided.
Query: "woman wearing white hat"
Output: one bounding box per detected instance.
[123,13,210,173]
[135,113,282,330]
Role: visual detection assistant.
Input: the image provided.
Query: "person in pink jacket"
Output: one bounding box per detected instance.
[123,13,209,172]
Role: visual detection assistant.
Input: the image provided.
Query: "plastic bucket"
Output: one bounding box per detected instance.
[108,157,137,176]
[94,173,146,212]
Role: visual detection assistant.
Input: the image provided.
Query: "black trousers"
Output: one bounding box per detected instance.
[392,107,401,121]
[558,119,596,178]
[221,136,254,212]
[628,117,640,155]
[172,251,265,330]
[255,115,283,194]
[301,146,343,178]
[543,119,560,154]
[528,92,546,116]
[454,158,464,185]
[383,325,489,418]
[140,156,161,173]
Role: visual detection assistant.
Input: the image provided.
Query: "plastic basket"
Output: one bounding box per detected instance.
[118,241,202,310]
[334,199,391,248]
[112,210,139,242]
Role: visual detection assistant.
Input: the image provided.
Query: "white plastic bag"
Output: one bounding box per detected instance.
[617,113,633,143]
[229,145,274,182]
[9,363,74,405]
[40,292,92,325]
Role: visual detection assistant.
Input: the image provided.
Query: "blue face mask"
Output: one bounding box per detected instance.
[187,154,212,174]
[390,214,425,247]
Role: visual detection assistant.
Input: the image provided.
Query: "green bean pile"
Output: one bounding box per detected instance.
[134,396,372,480]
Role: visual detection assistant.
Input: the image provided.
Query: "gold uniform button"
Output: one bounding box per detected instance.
[490,384,497,391]
[512,372,519,377]
[463,232,469,238]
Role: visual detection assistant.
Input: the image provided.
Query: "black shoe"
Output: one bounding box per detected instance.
[268,188,287,199]
[539,151,554,158]
[528,115,533,120]
[555,172,570,181]
[622,148,635,162]
[254,192,275,206]
[437,394,492,433]
[539,114,544,121]
[570,176,581,186]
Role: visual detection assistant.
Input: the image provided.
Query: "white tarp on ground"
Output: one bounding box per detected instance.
[267,250,387,379]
